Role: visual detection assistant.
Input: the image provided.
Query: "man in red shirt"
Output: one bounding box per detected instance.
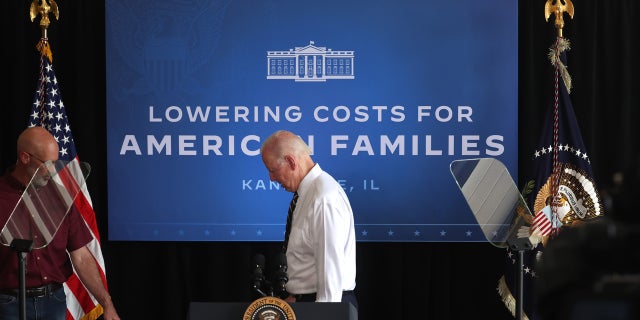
[0,127,120,320]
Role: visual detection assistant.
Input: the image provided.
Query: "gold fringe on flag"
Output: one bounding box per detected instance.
[80,305,104,320]
[497,275,531,320]
[36,39,53,63]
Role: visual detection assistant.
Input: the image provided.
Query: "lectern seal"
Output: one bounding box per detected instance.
[243,297,296,320]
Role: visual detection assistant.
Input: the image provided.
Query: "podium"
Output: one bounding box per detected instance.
[187,301,358,320]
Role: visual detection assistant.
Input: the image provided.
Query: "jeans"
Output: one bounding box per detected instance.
[0,286,66,320]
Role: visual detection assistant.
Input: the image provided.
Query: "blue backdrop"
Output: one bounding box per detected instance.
[105,0,518,242]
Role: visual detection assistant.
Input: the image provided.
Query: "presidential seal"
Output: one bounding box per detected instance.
[534,163,603,225]
[243,297,296,320]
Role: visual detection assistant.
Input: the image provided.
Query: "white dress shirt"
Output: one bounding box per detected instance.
[285,164,357,302]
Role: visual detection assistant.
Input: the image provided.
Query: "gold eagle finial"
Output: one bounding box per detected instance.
[545,0,574,38]
[29,0,59,38]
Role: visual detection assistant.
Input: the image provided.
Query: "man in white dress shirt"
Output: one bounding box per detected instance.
[260,130,357,309]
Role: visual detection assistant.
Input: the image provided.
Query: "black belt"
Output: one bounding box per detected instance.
[0,283,63,298]
[293,290,354,302]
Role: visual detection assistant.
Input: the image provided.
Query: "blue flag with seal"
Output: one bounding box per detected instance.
[497,37,604,319]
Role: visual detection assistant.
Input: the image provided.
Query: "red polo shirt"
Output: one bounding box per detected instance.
[0,169,92,289]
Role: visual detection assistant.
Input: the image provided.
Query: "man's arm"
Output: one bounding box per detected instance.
[69,246,120,320]
[316,198,352,302]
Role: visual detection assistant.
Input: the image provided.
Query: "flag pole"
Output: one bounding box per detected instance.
[544,0,574,239]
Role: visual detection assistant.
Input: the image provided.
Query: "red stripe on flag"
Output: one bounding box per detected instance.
[65,274,97,314]
[533,210,552,236]
[74,186,102,244]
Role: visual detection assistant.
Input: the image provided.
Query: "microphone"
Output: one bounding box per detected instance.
[273,253,289,298]
[251,254,267,297]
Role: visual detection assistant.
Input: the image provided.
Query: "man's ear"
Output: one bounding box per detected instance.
[18,151,30,165]
[284,154,296,170]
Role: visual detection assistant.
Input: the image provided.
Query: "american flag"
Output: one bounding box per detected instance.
[532,206,553,236]
[30,41,107,320]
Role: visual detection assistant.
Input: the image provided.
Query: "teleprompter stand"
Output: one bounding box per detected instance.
[506,234,534,320]
[450,158,534,320]
[9,239,33,320]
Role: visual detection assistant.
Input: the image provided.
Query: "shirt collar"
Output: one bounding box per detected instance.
[297,163,321,197]
[1,166,25,192]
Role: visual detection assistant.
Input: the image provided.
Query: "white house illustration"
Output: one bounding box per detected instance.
[267,41,354,82]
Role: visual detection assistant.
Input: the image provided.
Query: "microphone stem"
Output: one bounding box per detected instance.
[253,286,267,297]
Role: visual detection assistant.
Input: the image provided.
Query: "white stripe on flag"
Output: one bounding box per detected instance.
[64,284,84,320]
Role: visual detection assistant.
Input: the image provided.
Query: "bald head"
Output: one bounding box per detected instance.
[261,130,311,164]
[17,126,59,159]
[261,130,314,192]
[11,127,60,186]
